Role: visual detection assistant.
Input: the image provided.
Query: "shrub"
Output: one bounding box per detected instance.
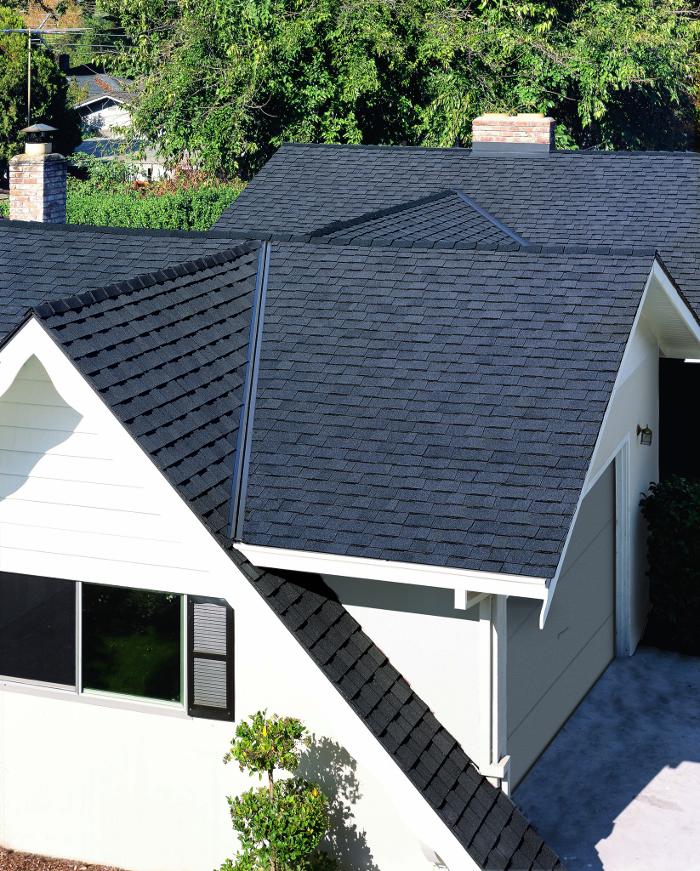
[0,199,8,218]
[221,711,336,871]
[640,476,700,655]
[66,184,240,231]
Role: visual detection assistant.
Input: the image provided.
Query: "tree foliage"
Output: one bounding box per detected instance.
[0,5,81,171]
[640,476,700,656]
[97,0,700,178]
[222,711,335,871]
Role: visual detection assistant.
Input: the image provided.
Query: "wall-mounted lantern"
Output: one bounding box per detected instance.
[637,424,653,446]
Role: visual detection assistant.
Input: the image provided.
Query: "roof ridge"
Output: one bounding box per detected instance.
[33,240,261,319]
[301,237,658,257]
[452,188,530,247]
[276,142,700,158]
[308,190,454,238]
[0,218,241,242]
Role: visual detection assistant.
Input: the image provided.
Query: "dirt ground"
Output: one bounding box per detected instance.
[0,848,125,871]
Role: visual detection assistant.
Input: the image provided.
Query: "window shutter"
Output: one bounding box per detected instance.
[187,596,234,720]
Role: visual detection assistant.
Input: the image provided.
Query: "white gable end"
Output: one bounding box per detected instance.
[0,318,479,871]
[0,355,211,590]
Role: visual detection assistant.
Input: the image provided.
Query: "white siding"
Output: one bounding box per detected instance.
[321,574,483,766]
[507,463,615,788]
[0,357,208,592]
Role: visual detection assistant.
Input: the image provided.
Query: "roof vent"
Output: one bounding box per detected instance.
[472,113,555,155]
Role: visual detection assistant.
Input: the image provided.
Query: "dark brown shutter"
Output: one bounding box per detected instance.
[187,596,234,720]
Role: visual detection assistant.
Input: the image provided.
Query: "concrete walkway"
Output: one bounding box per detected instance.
[514,646,700,871]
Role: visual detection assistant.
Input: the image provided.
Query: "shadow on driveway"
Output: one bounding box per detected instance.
[513,646,700,871]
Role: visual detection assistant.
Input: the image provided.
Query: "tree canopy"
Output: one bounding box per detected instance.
[63,0,700,176]
[0,5,81,171]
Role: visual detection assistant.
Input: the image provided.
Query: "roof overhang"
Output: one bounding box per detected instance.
[76,95,129,110]
[235,542,549,610]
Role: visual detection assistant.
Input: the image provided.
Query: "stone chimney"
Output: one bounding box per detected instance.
[10,124,67,223]
[471,112,555,155]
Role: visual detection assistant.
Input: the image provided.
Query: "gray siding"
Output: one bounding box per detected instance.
[508,463,616,787]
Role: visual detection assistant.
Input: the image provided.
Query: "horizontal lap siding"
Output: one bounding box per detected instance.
[0,357,208,591]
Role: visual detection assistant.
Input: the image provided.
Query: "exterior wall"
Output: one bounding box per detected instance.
[321,575,483,764]
[507,464,615,788]
[9,153,66,223]
[0,356,207,593]
[0,348,475,871]
[79,102,132,136]
[587,316,659,652]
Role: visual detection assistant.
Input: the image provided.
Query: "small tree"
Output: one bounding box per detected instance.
[221,711,334,871]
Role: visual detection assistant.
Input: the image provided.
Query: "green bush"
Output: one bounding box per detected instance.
[640,476,700,655]
[0,199,8,218]
[66,184,240,231]
[221,711,336,871]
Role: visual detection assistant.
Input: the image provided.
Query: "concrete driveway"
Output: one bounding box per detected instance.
[514,646,700,871]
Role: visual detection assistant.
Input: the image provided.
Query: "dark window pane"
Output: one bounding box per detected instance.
[82,585,181,702]
[0,572,76,686]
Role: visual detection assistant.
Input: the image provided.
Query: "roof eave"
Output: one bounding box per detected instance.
[235,542,549,607]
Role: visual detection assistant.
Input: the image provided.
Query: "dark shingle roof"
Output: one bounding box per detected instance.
[316,189,525,248]
[215,143,700,310]
[235,243,654,577]
[0,221,237,341]
[26,247,563,871]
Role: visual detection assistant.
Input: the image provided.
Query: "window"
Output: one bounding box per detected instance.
[0,572,76,687]
[0,572,234,719]
[82,585,182,703]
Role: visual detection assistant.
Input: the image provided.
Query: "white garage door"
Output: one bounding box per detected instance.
[507,462,616,787]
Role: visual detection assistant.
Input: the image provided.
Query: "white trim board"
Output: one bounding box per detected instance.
[236,543,548,603]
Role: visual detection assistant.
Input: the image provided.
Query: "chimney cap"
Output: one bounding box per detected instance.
[21,123,58,142]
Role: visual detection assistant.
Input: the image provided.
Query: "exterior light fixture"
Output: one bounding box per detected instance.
[637,424,653,446]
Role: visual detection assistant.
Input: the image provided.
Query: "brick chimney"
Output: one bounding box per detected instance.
[10,124,66,223]
[471,112,555,155]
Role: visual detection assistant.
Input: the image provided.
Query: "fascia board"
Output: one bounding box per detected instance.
[236,543,548,601]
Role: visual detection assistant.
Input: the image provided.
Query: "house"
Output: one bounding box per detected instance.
[69,67,169,180]
[71,68,134,137]
[0,113,699,871]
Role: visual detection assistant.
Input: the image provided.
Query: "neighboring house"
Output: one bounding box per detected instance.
[70,67,169,180]
[0,113,699,871]
[72,69,134,137]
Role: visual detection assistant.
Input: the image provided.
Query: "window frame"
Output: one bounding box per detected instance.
[0,575,189,716]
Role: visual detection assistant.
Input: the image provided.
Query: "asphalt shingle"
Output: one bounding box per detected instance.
[237,243,654,577]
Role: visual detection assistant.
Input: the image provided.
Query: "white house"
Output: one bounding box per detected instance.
[1,113,699,871]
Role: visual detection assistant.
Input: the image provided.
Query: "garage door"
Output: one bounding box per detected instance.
[507,462,616,787]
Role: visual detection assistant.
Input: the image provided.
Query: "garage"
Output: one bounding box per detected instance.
[507,462,616,787]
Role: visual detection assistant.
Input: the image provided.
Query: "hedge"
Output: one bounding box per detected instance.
[0,185,239,230]
[640,476,700,655]
[66,184,240,231]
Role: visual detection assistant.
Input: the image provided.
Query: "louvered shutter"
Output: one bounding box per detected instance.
[187,596,234,720]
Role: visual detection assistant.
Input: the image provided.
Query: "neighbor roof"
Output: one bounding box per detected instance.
[72,70,133,106]
[19,246,563,871]
[216,144,700,311]
[234,243,655,577]
[0,222,236,340]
